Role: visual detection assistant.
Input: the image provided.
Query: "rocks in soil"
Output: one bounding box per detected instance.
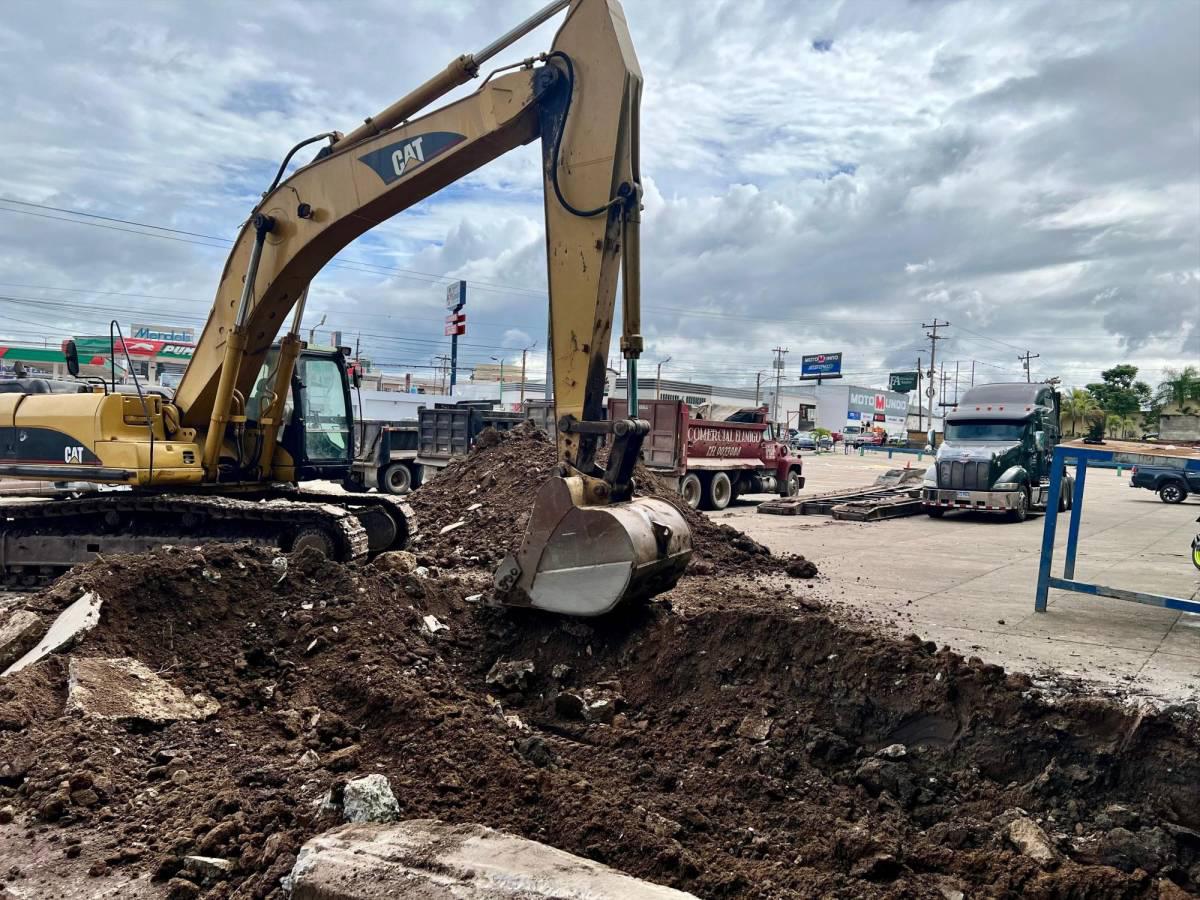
[66,657,219,723]
[340,774,401,824]
[485,659,535,692]
[1004,816,1057,866]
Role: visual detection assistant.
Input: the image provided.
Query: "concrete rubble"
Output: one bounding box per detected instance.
[2,592,102,676]
[285,819,700,899]
[1005,816,1058,866]
[66,657,220,723]
[321,774,401,824]
[0,609,44,671]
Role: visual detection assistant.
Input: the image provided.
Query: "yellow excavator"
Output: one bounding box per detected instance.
[0,0,691,614]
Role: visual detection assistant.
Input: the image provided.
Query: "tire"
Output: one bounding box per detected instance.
[926,506,946,519]
[703,471,733,511]
[1058,480,1070,512]
[1192,537,1200,572]
[1158,481,1187,504]
[679,473,703,510]
[378,462,413,496]
[783,468,802,498]
[1007,487,1030,523]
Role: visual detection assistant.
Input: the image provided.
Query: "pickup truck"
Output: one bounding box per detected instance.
[1130,465,1200,503]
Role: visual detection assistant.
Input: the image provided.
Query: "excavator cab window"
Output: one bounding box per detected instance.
[294,355,352,464]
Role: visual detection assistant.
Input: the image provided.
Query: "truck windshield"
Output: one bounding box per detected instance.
[945,421,1025,442]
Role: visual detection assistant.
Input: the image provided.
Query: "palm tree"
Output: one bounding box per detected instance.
[1063,388,1098,437]
[1105,414,1124,439]
[1157,366,1200,413]
[1121,415,1139,439]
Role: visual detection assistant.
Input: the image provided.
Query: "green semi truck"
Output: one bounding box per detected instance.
[922,382,1074,522]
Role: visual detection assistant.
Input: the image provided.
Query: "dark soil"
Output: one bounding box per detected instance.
[0,541,1195,899]
[407,423,811,579]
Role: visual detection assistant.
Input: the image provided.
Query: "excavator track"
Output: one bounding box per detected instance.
[0,490,415,590]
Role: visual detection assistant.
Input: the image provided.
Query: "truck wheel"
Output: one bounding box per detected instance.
[379,462,413,495]
[703,471,733,511]
[1007,487,1030,523]
[1159,481,1187,504]
[783,468,802,498]
[926,506,946,518]
[679,473,703,510]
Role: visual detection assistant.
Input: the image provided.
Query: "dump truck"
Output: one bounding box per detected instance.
[922,382,1074,521]
[609,399,804,510]
[414,403,525,478]
[346,419,422,495]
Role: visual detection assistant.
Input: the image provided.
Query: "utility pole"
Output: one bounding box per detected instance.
[655,356,671,399]
[519,342,536,405]
[434,355,451,394]
[916,356,923,431]
[754,372,762,407]
[971,359,975,387]
[921,320,949,431]
[1018,350,1040,383]
[953,360,960,404]
[491,355,505,407]
[771,347,788,426]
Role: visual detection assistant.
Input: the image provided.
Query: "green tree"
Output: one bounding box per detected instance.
[1156,366,1200,413]
[1121,415,1139,439]
[1104,414,1124,438]
[1063,388,1098,436]
[1086,365,1152,418]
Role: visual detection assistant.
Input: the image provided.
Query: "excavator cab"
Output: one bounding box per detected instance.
[247,347,355,482]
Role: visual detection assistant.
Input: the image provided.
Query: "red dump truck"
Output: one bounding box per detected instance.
[609,399,804,510]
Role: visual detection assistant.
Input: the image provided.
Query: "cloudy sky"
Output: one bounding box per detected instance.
[0,0,1196,397]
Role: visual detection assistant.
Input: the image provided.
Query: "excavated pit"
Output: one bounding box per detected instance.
[0,427,1193,898]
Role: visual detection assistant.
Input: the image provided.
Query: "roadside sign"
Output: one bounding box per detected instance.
[445,280,467,311]
[889,371,919,392]
[444,312,466,336]
[799,352,842,379]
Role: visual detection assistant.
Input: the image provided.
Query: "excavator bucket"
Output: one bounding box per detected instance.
[494,476,692,616]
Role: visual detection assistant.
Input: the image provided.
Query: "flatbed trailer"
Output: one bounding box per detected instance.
[758,468,923,519]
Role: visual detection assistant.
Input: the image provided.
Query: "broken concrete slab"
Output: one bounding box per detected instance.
[66,657,219,724]
[286,820,699,899]
[0,609,44,671]
[3,592,102,676]
[320,774,401,825]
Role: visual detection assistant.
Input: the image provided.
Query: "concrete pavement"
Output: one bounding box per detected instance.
[711,450,1200,703]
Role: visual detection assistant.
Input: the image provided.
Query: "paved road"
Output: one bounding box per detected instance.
[711,451,1200,703]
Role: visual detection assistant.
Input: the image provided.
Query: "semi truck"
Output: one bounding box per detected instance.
[922,382,1074,522]
[609,399,804,510]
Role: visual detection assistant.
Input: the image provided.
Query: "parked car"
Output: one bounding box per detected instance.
[791,432,817,451]
[850,430,885,447]
[1130,465,1200,503]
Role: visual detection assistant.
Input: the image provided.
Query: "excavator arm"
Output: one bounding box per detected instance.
[170,0,691,614]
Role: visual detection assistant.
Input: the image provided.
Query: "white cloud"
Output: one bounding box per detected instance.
[0,0,1195,393]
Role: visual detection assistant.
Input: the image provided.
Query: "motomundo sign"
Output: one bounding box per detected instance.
[848,388,908,418]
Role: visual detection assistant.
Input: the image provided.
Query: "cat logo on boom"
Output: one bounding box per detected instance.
[357,131,466,186]
[64,446,85,464]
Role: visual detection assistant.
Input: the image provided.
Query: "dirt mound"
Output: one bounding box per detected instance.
[0,545,1195,898]
[407,423,807,578]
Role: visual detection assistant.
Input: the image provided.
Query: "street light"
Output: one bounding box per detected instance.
[656,356,671,399]
[490,355,505,407]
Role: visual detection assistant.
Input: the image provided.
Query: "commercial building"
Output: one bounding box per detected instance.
[813,383,910,438]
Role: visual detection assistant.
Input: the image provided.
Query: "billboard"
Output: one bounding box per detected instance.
[445,280,467,311]
[74,336,194,361]
[800,352,842,378]
[889,371,919,392]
